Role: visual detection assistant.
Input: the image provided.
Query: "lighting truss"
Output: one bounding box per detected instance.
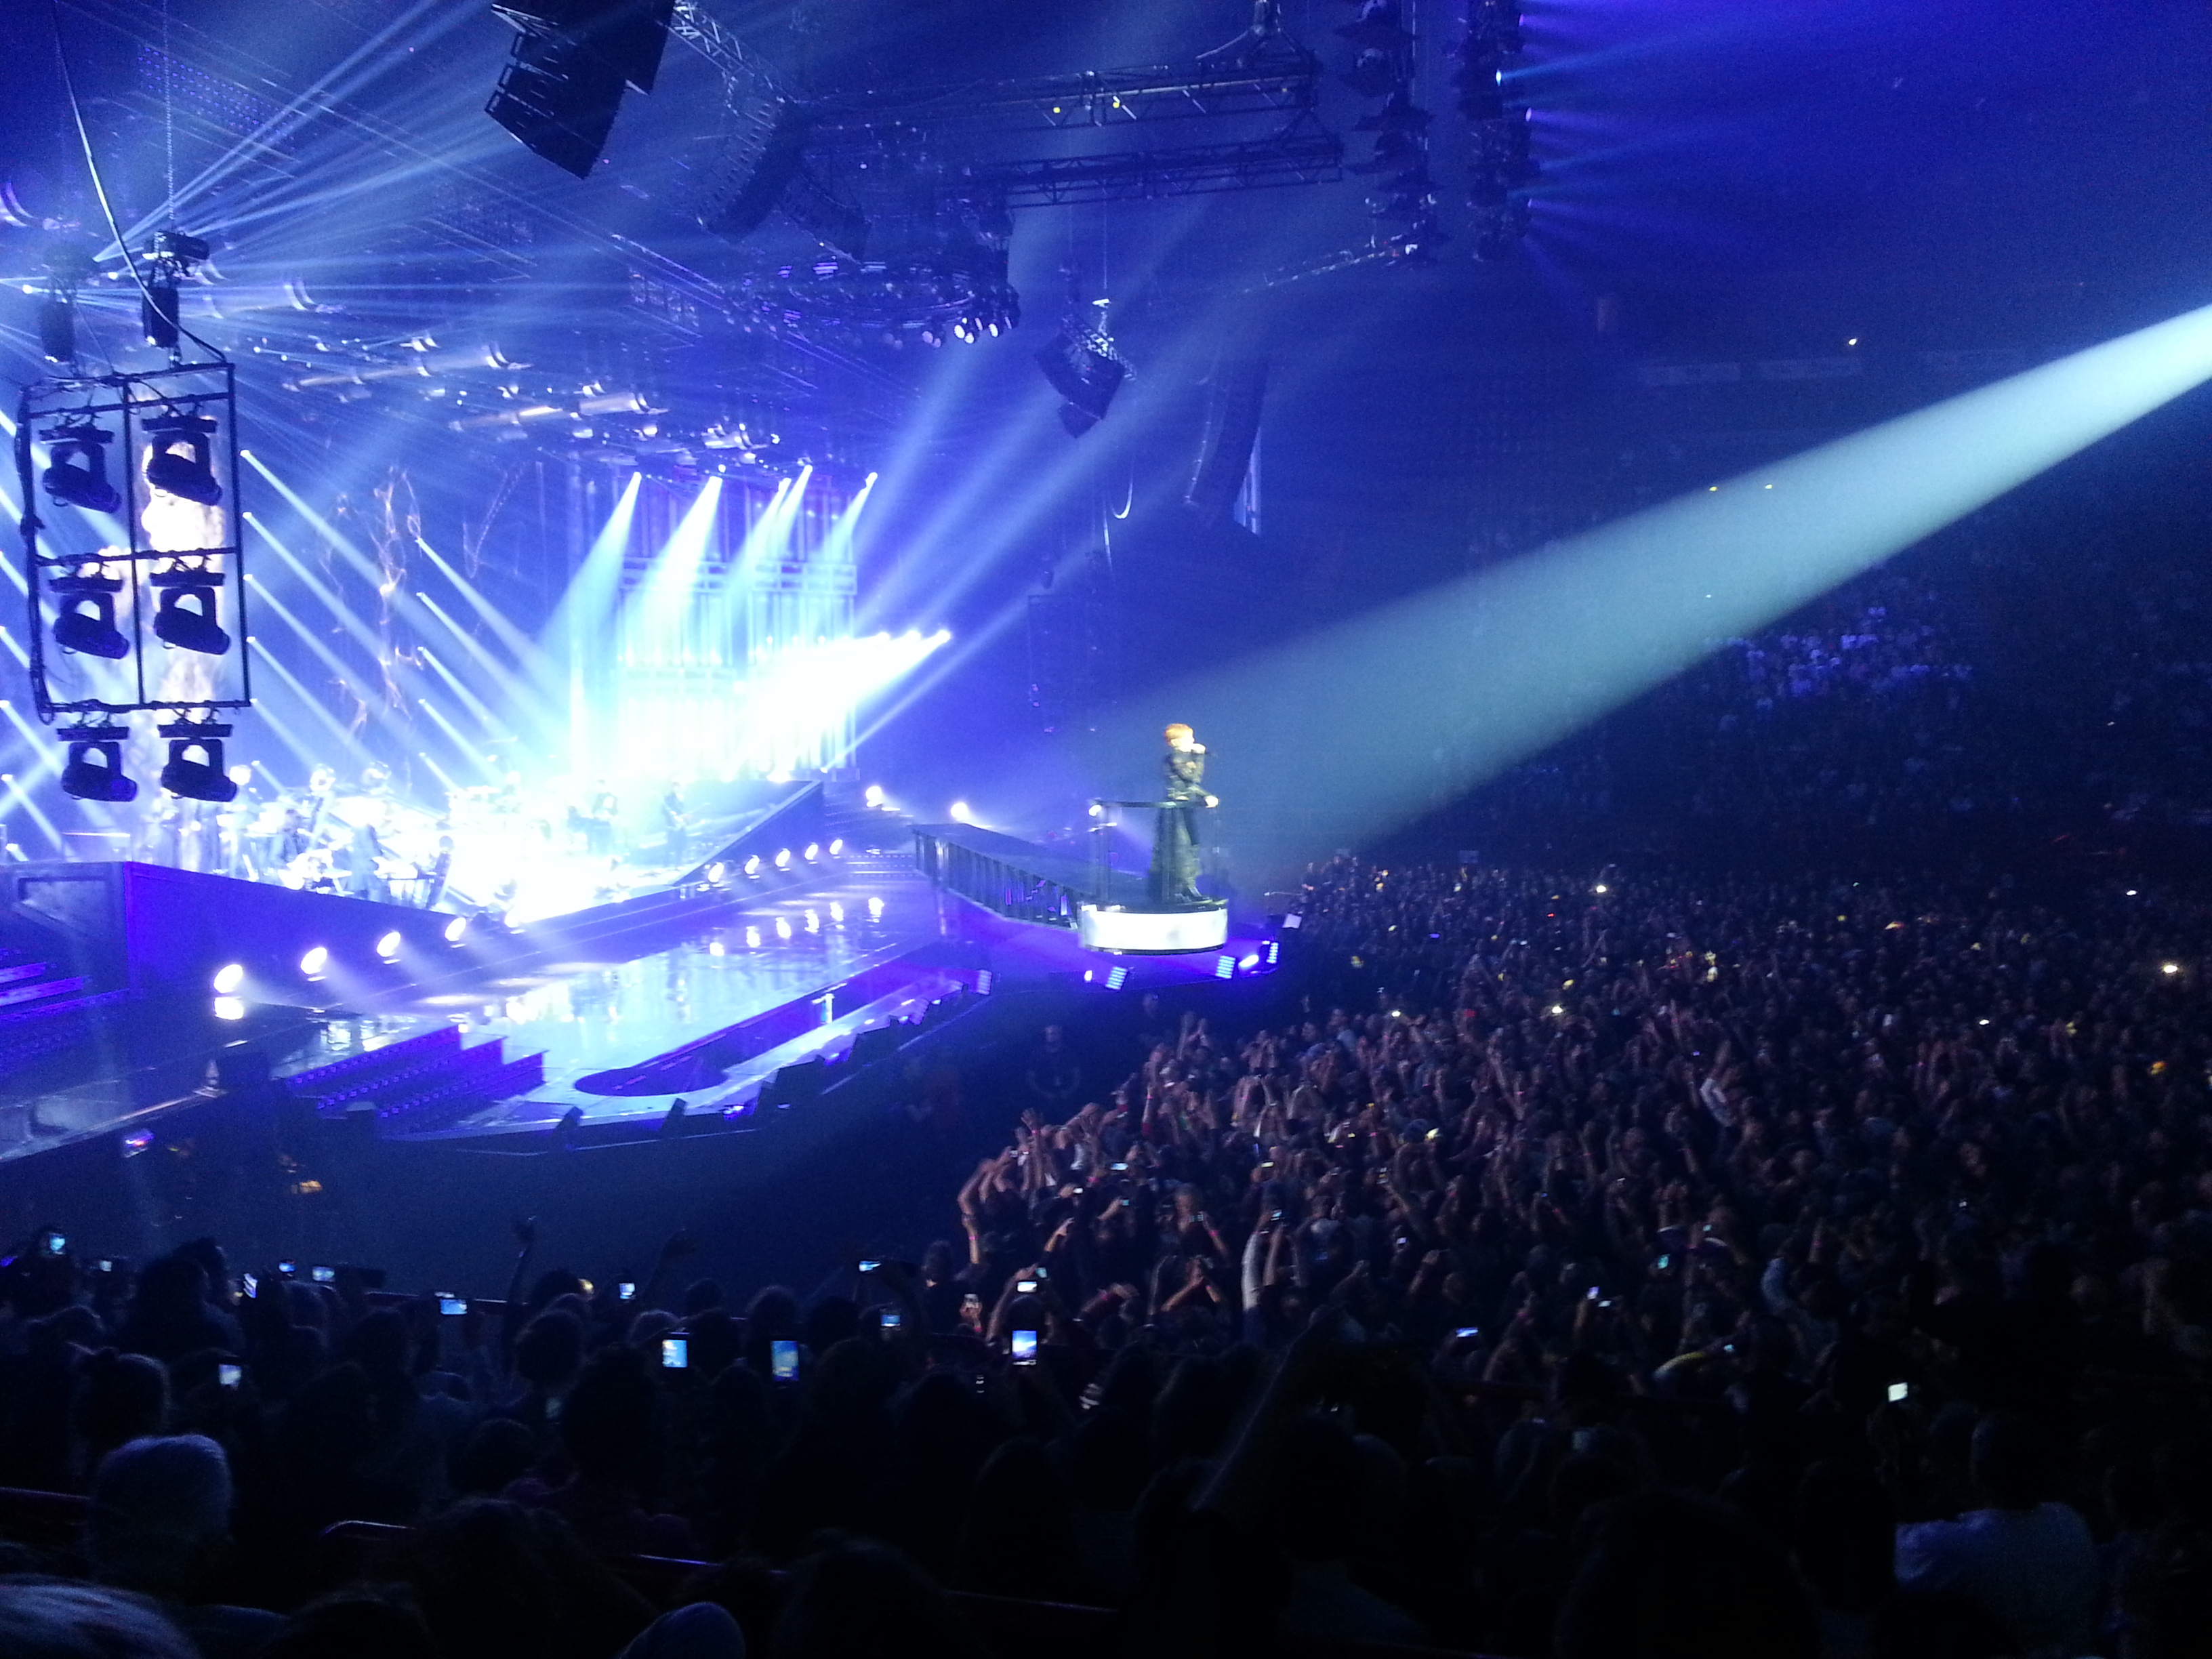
[15,361,252,722]
[686,10,1342,247]
[976,119,1343,209]
[796,38,1327,137]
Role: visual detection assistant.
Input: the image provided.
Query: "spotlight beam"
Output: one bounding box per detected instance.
[1124,300,2212,863]
[417,647,507,734]
[251,642,378,754]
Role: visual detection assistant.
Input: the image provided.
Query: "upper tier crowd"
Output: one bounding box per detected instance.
[1449,487,2212,867]
[4,854,2212,1659]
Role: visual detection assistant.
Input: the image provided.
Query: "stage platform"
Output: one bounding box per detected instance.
[0,823,1282,1169]
[912,822,1231,953]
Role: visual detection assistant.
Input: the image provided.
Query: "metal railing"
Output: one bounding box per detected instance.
[913,829,1084,929]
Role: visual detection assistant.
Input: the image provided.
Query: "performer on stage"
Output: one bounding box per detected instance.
[1148,722,1218,904]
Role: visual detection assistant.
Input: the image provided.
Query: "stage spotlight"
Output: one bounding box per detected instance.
[159,724,237,802]
[864,784,884,806]
[706,861,727,883]
[828,838,843,856]
[60,731,136,802]
[774,848,792,869]
[743,855,762,877]
[212,996,246,1021]
[775,916,792,940]
[41,426,121,514]
[52,581,129,659]
[804,842,819,861]
[444,915,470,943]
[867,896,884,919]
[1240,952,1261,970]
[142,414,223,506]
[211,963,245,994]
[299,945,330,977]
[151,575,231,655]
[1215,955,1236,980]
[949,801,972,824]
[376,930,404,960]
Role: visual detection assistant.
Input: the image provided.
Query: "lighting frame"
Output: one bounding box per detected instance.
[14,361,251,722]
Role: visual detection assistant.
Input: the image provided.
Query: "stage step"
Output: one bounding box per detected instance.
[0,975,86,1010]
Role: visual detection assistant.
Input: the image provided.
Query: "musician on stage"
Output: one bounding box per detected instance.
[583,779,618,857]
[661,782,691,868]
[1148,722,1218,905]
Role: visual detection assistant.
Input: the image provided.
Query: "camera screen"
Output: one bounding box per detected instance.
[311,1266,335,1284]
[771,1340,798,1380]
[439,1296,468,1317]
[618,1283,636,1302]
[1011,1329,1039,1364]
[218,1364,242,1389]
[41,1232,65,1256]
[1887,1381,1910,1404]
[661,1337,689,1370]
[880,1307,902,1330]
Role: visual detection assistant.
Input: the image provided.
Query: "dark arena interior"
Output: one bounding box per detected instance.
[1,1,2211,1655]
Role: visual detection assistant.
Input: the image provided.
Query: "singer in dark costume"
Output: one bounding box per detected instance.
[1148,722,1218,903]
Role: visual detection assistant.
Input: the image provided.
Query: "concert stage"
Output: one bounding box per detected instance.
[0,811,1281,1157]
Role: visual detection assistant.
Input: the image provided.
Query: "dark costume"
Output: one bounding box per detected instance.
[1147,744,1209,904]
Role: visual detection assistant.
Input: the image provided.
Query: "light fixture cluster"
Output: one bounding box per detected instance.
[1456,0,1534,262]
[22,359,253,804]
[1338,0,1443,263]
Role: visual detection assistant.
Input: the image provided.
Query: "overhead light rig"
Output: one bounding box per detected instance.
[1455,0,1535,262]
[15,357,253,804]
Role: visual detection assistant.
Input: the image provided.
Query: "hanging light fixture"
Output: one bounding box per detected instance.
[150,569,230,655]
[142,412,223,506]
[40,424,122,514]
[159,722,237,802]
[49,574,129,659]
[59,729,137,802]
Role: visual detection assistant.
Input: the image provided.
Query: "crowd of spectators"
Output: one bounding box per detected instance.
[1440,484,2212,869]
[4,854,2212,1658]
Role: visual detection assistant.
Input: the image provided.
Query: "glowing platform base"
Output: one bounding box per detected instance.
[1076,902,1229,955]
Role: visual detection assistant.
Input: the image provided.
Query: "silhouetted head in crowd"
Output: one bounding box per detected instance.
[684,1307,741,1381]
[560,1348,657,1491]
[1969,1412,2052,1511]
[85,1434,234,1599]
[802,1295,858,1356]
[173,1239,232,1309]
[1793,1460,1895,1617]
[73,1351,169,1462]
[514,1310,586,1395]
[455,1416,541,1498]
[403,1499,652,1659]
[1555,1491,1818,1659]
[955,1437,1085,1603]
[262,1595,436,1659]
[770,1535,981,1659]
